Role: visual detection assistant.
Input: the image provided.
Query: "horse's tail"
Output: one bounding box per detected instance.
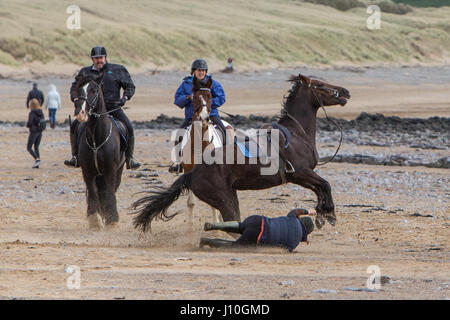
[131,171,192,232]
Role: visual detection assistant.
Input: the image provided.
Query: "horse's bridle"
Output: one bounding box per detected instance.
[194,88,211,117]
[84,80,103,116]
[283,80,344,166]
[83,79,114,175]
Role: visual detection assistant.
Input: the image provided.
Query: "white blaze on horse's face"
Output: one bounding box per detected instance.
[199,96,209,121]
[82,83,88,113]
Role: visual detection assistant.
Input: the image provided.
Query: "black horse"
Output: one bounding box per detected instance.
[72,73,127,230]
[132,73,350,232]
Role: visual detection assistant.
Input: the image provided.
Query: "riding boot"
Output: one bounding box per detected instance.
[204,221,240,233]
[169,134,183,173]
[199,237,235,248]
[64,121,79,168]
[169,162,183,173]
[125,135,141,170]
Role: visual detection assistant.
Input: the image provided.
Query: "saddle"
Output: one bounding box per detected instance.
[234,122,295,178]
[76,116,128,151]
[179,119,232,159]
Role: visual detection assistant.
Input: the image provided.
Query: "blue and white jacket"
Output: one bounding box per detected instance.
[174,75,225,119]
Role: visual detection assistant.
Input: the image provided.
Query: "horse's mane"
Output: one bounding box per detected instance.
[279,75,303,122]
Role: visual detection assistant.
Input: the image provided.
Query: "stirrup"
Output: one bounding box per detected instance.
[126,158,141,170]
[285,160,295,174]
[64,156,78,168]
[168,162,183,173]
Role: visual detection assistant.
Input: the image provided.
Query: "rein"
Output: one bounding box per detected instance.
[283,81,343,166]
[84,79,114,175]
[309,84,343,166]
[84,79,127,118]
[89,105,127,118]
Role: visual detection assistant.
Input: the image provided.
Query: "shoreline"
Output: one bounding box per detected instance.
[1,61,450,81]
[2,112,448,169]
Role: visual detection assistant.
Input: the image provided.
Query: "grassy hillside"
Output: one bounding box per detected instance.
[392,0,450,7]
[0,0,449,70]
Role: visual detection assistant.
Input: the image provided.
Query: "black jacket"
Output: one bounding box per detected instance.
[70,63,135,108]
[26,89,44,108]
[26,109,45,133]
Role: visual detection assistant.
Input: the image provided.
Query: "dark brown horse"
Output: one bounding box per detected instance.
[73,73,127,230]
[132,73,350,231]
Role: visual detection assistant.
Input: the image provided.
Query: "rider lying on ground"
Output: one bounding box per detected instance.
[200,208,316,252]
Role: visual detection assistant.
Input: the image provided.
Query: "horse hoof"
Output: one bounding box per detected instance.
[105,222,119,230]
[314,216,325,229]
[327,217,336,226]
[323,212,337,226]
[88,213,104,231]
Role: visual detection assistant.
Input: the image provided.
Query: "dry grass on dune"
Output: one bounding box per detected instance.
[0,0,449,70]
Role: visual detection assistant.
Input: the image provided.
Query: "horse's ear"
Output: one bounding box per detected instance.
[297,73,311,87]
[206,77,212,88]
[95,71,105,84]
[74,74,94,92]
[193,77,199,91]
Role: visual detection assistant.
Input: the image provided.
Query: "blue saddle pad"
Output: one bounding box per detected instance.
[235,139,256,158]
[111,117,127,143]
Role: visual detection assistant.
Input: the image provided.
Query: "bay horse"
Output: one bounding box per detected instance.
[72,72,127,230]
[132,73,350,232]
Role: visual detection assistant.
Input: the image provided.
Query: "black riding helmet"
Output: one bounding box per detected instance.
[299,216,315,235]
[91,46,107,58]
[191,58,208,75]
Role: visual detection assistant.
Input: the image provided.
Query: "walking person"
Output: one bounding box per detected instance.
[200,208,316,252]
[26,98,45,168]
[45,84,61,129]
[26,83,44,108]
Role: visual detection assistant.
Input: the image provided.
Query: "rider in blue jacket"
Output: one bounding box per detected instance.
[169,58,227,173]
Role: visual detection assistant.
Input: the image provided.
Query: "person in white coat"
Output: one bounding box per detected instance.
[45,84,61,129]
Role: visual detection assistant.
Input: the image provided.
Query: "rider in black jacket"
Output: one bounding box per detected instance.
[64,46,140,169]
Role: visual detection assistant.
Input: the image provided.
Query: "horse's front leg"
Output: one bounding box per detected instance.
[290,169,336,229]
[83,173,104,231]
[187,191,195,232]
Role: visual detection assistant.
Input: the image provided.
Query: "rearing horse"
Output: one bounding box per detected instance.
[132,73,350,232]
[73,72,127,230]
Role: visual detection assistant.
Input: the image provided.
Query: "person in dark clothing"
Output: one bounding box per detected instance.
[200,208,316,252]
[64,46,140,170]
[26,83,44,108]
[26,98,45,168]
